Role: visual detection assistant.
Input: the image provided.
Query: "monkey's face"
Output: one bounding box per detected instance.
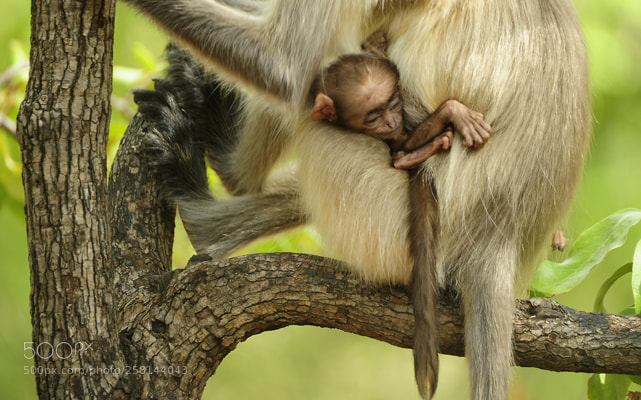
[340,74,403,140]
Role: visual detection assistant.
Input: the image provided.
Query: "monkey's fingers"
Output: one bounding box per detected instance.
[441,134,452,150]
[459,125,483,148]
[362,30,388,57]
[470,112,492,133]
[479,118,492,133]
[472,119,492,144]
[466,110,492,135]
[458,118,491,148]
[363,30,387,49]
[552,230,567,252]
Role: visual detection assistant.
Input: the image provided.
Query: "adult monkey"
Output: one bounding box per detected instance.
[125,0,591,399]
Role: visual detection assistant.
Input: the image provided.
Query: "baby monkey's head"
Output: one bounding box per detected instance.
[310,54,403,139]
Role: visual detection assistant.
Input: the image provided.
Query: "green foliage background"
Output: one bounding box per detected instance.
[0,1,639,399]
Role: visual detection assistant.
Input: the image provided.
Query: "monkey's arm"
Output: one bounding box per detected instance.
[122,0,342,102]
[401,99,491,151]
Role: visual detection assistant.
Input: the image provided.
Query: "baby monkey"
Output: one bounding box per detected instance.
[310,32,491,170]
[309,32,492,398]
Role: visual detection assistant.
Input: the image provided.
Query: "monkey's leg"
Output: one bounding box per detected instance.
[225,98,297,195]
[156,46,247,193]
[135,64,306,258]
[179,177,305,258]
[157,46,293,197]
[408,168,440,399]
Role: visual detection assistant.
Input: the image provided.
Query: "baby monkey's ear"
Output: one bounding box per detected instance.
[311,93,337,123]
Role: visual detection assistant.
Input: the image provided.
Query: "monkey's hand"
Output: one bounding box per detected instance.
[392,130,453,170]
[133,76,210,201]
[441,99,492,148]
[361,30,387,58]
[552,230,567,252]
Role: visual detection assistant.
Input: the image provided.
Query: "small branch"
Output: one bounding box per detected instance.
[0,112,17,139]
[108,114,176,294]
[0,61,28,88]
[514,298,641,373]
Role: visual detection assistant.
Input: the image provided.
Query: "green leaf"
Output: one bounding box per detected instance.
[593,264,632,313]
[618,305,637,316]
[629,375,641,386]
[530,208,641,297]
[633,239,641,314]
[587,374,631,400]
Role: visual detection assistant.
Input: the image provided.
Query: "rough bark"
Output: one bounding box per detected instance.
[16,1,641,399]
[17,0,126,398]
[113,249,641,382]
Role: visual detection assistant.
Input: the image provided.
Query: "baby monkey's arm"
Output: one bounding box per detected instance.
[393,100,491,170]
[403,100,491,150]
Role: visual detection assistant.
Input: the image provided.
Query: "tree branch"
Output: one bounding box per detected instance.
[108,115,175,292]
[18,1,124,398]
[152,253,641,376]
[110,247,641,398]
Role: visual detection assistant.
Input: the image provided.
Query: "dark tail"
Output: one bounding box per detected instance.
[408,167,440,399]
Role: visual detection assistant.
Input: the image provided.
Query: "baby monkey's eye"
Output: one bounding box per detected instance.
[365,114,380,126]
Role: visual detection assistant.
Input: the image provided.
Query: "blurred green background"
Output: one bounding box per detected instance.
[1,1,639,399]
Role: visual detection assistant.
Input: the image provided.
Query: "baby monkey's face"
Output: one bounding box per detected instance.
[340,73,403,140]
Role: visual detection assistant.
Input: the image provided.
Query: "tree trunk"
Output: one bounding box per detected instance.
[16,0,127,398]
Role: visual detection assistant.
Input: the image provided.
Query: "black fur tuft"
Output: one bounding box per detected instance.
[133,45,244,202]
[134,82,210,202]
[163,47,245,190]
